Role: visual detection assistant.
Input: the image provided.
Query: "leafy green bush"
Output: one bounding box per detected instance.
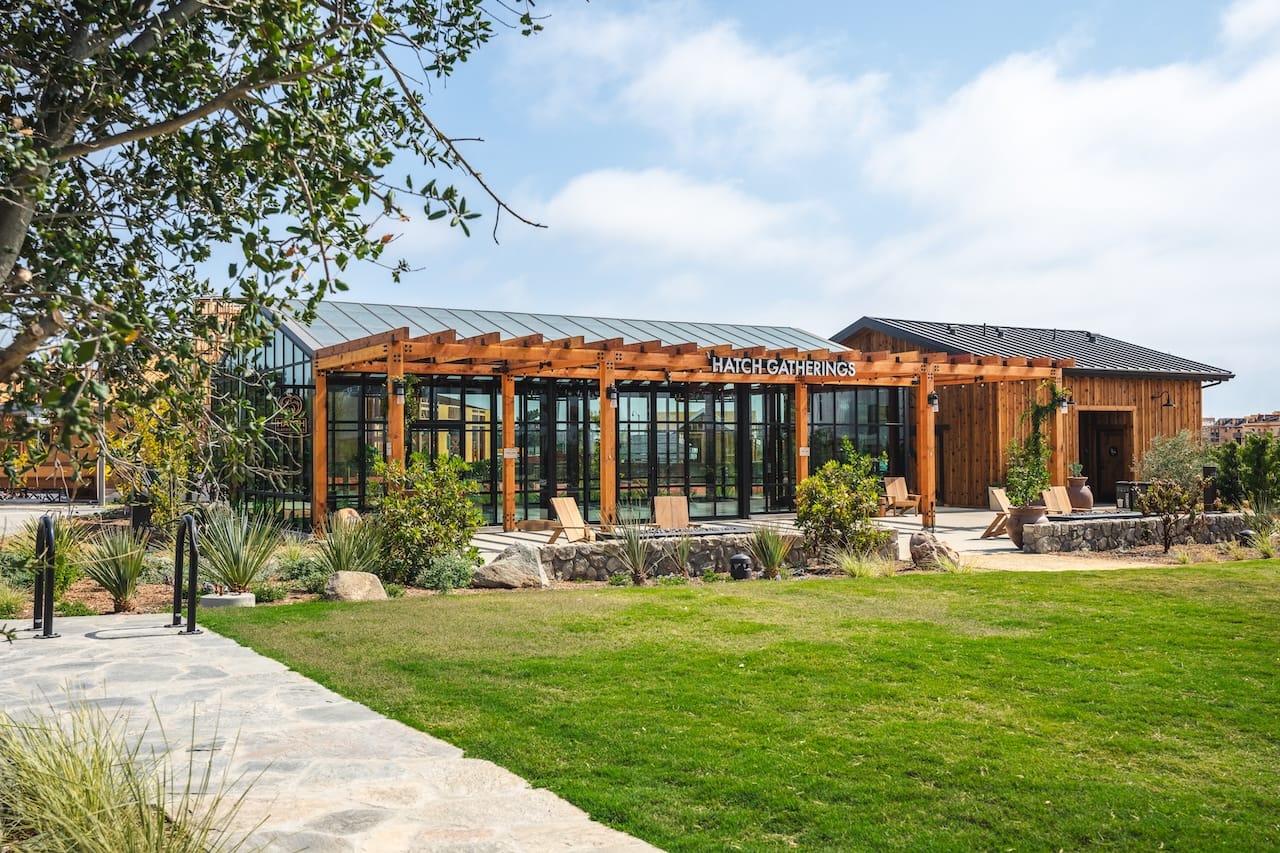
[795,440,883,551]
[315,518,384,577]
[414,552,478,593]
[272,539,318,579]
[1137,430,1210,491]
[83,528,148,612]
[656,574,688,586]
[54,600,97,616]
[0,580,23,618]
[1135,478,1202,553]
[1004,439,1052,507]
[384,583,406,598]
[700,569,726,583]
[607,572,630,586]
[371,453,483,585]
[1215,433,1280,509]
[747,527,797,579]
[249,580,288,603]
[199,509,282,593]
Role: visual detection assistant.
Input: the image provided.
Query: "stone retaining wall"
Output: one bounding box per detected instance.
[540,533,900,581]
[1021,512,1248,554]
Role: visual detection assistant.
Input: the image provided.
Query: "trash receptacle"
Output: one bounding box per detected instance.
[130,502,152,532]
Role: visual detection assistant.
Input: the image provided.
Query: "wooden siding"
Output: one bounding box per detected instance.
[840,328,1206,506]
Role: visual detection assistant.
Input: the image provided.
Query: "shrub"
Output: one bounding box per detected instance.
[795,441,883,551]
[1137,430,1210,491]
[607,572,630,586]
[384,583,406,598]
[249,580,288,603]
[747,527,797,580]
[1004,439,1051,507]
[700,568,725,583]
[54,600,97,616]
[656,574,688,586]
[315,518,384,577]
[414,552,478,593]
[1236,433,1280,508]
[370,453,483,586]
[0,703,249,852]
[272,539,319,579]
[199,509,282,593]
[829,547,896,578]
[83,528,148,612]
[1135,478,1202,553]
[3,517,91,595]
[0,580,23,618]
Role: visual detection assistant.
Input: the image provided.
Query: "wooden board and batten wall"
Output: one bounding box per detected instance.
[840,328,1205,508]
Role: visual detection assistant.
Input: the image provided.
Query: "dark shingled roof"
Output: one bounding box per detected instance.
[282,301,843,354]
[831,317,1233,382]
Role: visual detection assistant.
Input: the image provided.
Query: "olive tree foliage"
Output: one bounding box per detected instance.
[0,0,542,480]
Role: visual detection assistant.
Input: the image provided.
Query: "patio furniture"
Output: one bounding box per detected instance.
[653,495,698,530]
[981,487,1011,539]
[883,477,921,516]
[1041,487,1075,515]
[547,497,597,544]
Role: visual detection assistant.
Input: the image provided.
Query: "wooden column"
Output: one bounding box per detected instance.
[598,361,617,526]
[1049,371,1067,486]
[794,381,809,483]
[501,373,516,531]
[915,371,937,529]
[386,339,405,465]
[311,370,328,529]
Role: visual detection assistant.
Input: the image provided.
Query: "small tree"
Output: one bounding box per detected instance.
[1003,439,1051,508]
[370,453,482,586]
[1213,441,1246,508]
[1137,430,1210,491]
[1135,478,1202,553]
[1239,433,1280,509]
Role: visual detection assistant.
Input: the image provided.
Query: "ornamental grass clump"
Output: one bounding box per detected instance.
[316,518,384,578]
[199,509,281,593]
[83,527,148,612]
[747,527,796,579]
[4,516,91,594]
[829,547,896,578]
[0,704,251,852]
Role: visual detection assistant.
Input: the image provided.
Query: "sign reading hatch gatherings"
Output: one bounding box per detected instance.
[708,355,857,378]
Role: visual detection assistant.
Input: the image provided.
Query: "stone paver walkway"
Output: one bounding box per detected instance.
[0,615,659,852]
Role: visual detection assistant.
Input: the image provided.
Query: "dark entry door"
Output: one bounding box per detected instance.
[1093,427,1129,502]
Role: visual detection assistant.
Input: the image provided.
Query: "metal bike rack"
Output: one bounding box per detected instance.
[31,515,59,639]
[172,514,202,635]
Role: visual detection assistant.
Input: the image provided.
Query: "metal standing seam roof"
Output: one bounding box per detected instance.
[281,301,846,355]
[831,317,1234,381]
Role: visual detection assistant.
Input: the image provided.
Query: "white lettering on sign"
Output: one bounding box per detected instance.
[709,355,856,378]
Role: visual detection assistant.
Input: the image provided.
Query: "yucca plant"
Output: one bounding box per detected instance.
[747,527,797,579]
[83,528,148,612]
[829,546,896,578]
[669,533,693,578]
[316,518,384,577]
[613,523,657,586]
[199,510,281,594]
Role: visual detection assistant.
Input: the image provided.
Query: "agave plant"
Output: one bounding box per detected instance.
[199,510,282,593]
[747,527,798,579]
[316,518,384,577]
[83,528,148,612]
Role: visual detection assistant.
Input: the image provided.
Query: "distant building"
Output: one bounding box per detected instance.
[1203,412,1280,446]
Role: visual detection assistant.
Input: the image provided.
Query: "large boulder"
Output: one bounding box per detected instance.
[332,507,361,525]
[324,571,387,601]
[473,544,550,589]
[909,531,960,571]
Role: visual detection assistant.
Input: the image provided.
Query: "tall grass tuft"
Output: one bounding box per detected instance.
[316,518,384,577]
[747,527,797,579]
[829,547,896,578]
[199,510,281,593]
[613,524,656,586]
[84,527,148,612]
[4,516,91,593]
[0,704,253,852]
[0,579,23,618]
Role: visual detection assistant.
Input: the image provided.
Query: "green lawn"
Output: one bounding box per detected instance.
[202,564,1280,851]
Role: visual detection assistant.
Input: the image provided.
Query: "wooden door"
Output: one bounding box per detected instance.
[1093,427,1128,502]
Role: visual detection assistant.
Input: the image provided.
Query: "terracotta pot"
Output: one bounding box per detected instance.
[1006,505,1049,550]
[1066,476,1094,511]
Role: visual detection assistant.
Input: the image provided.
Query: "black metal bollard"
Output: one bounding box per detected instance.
[174,514,202,636]
[34,515,59,639]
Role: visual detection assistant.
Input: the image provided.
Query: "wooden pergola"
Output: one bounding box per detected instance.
[312,326,1074,529]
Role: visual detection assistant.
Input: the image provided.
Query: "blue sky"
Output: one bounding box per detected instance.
[350,0,1280,417]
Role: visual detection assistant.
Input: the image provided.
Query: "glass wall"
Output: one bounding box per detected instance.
[807,386,906,474]
[327,377,386,511]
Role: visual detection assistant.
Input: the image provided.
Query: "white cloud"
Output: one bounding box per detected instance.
[1221,0,1280,47]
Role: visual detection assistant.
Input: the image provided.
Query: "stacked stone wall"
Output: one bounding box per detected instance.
[1021,513,1248,554]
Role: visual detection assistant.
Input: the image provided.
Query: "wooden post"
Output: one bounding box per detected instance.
[502,373,516,531]
[915,371,937,529]
[598,361,617,526]
[311,370,328,529]
[1049,371,1067,486]
[386,339,405,466]
[794,381,809,483]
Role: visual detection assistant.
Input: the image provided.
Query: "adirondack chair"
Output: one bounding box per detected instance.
[653,495,698,530]
[1050,485,1080,513]
[883,477,921,516]
[981,486,1011,539]
[547,496,597,544]
[1041,487,1073,515]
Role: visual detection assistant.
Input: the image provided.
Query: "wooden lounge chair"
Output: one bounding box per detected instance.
[981,486,1011,539]
[653,495,698,530]
[1041,487,1074,515]
[547,496,596,544]
[883,477,921,516]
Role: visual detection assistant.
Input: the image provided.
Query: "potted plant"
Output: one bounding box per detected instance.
[1066,462,1093,511]
[1003,438,1051,549]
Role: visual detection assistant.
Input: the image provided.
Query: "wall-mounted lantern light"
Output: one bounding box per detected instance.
[606,384,618,407]
[927,391,939,413]
[392,378,406,404]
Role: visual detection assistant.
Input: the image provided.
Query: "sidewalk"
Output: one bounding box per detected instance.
[0,615,659,853]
